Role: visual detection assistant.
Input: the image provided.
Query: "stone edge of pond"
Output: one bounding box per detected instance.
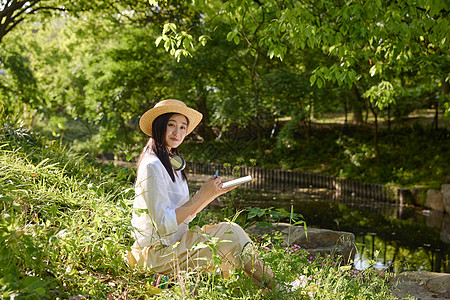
[389,271,450,300]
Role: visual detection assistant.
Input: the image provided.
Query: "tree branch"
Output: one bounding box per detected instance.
[0,0,27,19]
[3,16,25,37]
[1,0,41,43]
[16,0,40,17]
[0,1,71,43]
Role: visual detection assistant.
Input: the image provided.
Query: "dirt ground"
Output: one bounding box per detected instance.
[390,271,450,300]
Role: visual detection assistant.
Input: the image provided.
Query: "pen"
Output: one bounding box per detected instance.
[214,170,218,179]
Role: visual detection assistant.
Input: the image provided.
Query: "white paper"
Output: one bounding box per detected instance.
[222,175,253,189]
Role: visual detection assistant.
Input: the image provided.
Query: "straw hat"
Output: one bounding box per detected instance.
[139,99,203,137]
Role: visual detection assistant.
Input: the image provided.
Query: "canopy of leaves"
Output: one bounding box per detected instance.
[1,0,449,158]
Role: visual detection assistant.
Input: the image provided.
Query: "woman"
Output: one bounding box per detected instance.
[126,99,275,289]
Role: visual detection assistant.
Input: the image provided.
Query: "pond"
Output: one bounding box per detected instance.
[189,175,450,273]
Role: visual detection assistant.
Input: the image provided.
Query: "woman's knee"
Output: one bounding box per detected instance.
[217,222,251,247]
[218,221,245,234]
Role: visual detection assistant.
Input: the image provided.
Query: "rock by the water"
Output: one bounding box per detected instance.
[441,214,450,244]
[246,223,356,264]
[390,271,450,300]
[441,184,450,214]
[425,189,444,211]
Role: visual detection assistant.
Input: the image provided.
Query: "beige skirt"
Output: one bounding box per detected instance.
[127,222,255,275]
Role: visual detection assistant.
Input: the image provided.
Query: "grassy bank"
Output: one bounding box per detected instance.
[0,121,397,299]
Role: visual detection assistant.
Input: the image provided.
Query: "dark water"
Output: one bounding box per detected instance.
[243,190,449,273]
[189,177,450,273]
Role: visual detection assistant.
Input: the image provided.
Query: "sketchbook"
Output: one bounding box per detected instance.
[222,175,253,189]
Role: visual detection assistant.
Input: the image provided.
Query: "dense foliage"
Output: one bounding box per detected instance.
[1,2,448,187]
[182,120,450,189]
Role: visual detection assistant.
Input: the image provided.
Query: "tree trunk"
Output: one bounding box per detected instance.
[441,79,450,126]
[442,79,450,97]
[344,99,348,124]
[308,97,312,137]
[350,85,364,124]
[433,251,443,272]
[195,86,215,141]
[195,97,215,141]
[387,103,391,132]
[369,103,379,157]
[433,101,438,131]
[373,111,379,156]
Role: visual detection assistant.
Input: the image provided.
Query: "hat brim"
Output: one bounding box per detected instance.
[139,103,203,137]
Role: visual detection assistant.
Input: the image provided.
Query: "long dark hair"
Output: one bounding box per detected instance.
[136,113,187,182]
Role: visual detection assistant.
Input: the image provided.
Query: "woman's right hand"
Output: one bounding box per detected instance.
[198,176,240,201]
[176,176,239,223]
[198,176,223,200]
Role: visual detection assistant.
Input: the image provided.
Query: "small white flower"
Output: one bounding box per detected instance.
[287,274,308,292]
[57,229,70,237]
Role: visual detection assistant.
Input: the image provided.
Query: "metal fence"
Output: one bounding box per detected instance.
[186,161,396,202]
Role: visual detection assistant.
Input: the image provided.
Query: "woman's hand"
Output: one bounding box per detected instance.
[175,176,239,224]
[199,176,238,199]
[198,176,222,200]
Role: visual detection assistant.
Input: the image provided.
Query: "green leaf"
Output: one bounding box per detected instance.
[183,38,190,50]
[338,46,345,58]
[369,65,377,77]
[310,74,317,86]
[163,23,176,35]
[155,36,163,46]
[317,77,323,88]
[233,35,240,45]
[198,35,209,46]
[164,40,171,51]
[226,31,235,42]
[162,23,170,35]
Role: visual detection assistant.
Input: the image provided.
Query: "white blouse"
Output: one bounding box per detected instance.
[131,152,194,247]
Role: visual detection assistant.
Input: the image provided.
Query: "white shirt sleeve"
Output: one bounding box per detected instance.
[131,154,193,247]
[139,162,178,239]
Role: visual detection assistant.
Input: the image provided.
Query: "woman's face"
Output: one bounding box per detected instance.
[165,114,188,151]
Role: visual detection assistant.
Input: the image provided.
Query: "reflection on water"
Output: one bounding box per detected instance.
[189,176,450,273]
[354,253,390,271]
[248,193,449,273]
[353,233,446,273]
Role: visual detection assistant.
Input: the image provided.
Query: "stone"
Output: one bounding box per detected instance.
[425,189,444,211]
[246,223,356,264]
[441,214,450,244]
[441,184,450,214]
[425,272,450,295]
[391,271,450,300]
[425,210,443,229]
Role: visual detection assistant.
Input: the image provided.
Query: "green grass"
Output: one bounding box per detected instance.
[0,121,397,299]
